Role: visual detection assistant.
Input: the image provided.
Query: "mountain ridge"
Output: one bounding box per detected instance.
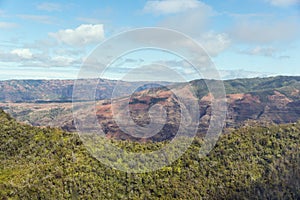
[1,76,299,141]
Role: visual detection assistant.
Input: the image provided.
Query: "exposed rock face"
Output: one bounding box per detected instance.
[92,89,300,141]
[227,92,299,125]
[95,89,184,141]
[1,76,300,141]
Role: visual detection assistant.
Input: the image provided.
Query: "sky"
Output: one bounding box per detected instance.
[0,0,300,81]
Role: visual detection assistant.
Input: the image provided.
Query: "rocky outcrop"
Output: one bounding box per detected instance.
[1,76,300,142]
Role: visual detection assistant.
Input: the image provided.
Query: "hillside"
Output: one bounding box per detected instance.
[1,76,299,141]
[0,79,169,103]
[0,110,299,199]
[94,76,300,141]
[1,76,299,103]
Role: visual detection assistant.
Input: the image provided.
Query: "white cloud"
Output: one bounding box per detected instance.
[0,51,16,62]
[219,69,274,80]
[36,2,62,12]
[0,48,82,68]
[239,46,277,57]
[239,46,293,59]
[10,49,33,59]
[49,24,105,46]
[53,48,85,57]
[154,1,214,38]
[225,12,273,18]
[51,56,75,67]
[0,22,18,29]
[143,0,201,15]
[199,32,231,56]
[265,0,300,7]
[143,1,229,57]
[231,18,300,44]
[158,9,214,36]
[156,13,230,57]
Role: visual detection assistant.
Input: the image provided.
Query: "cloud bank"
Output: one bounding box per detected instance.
[49,24,105,46]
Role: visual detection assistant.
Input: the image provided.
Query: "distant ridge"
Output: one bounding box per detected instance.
[1,76,299,141]
[0,75,299,103]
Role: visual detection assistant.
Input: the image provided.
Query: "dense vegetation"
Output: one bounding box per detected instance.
[190,76,300,99]
[0,109,299,199]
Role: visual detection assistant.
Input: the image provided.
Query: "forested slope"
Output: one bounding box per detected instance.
[0,109,299,199]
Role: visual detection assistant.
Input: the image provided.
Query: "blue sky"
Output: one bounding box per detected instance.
[0,0,299,80]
